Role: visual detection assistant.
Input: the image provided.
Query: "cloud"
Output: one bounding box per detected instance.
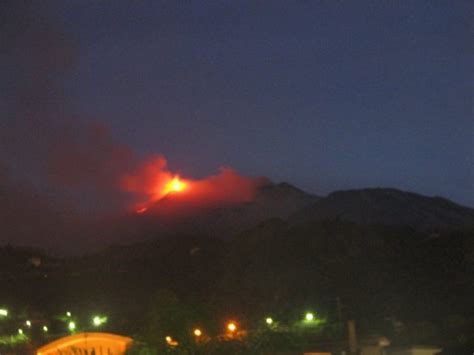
[47,122,134,190]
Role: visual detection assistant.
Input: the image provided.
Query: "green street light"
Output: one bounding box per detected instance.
[66,311,72,317]
[26,320,32,327]
[68,321,76,331]
[305,312,314,321]
[265,317,273,325]
[92,315,107,327]
[0,309,8,317]
[18,328,24,335]
[43,325,48,332]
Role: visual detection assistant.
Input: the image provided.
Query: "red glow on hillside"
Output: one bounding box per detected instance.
[136,207,148,214]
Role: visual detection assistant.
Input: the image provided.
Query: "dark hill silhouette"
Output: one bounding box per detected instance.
[119,181,319,241]
[3,178,474,253]
[89,185,474,250]
[290,188,474,230]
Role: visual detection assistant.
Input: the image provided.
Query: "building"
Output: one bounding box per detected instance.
[36,332,133,355]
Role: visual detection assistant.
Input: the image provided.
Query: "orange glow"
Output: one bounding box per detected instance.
[37,333,133,355]
[162,176,187,195]
[165,336,178,346]
[227,322,237,332]
[120,155,267,213]
[193,328,202,337]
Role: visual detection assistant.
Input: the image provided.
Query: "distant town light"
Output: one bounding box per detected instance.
[165,336,178,346]
[43,325,48,332]
[68,321,76,331]
[227,322,237,332]
[18,328,24,335]
[305,312,314,321]
[26,320,32,327]
[66,311,72,317]
[193,328,202,337]
[265,317,273,325]
[0,309,8,316]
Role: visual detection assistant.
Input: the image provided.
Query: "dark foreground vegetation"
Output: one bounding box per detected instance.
[1,219,473,354]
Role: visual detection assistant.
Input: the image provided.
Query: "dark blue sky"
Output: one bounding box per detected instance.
[3,1,474,206]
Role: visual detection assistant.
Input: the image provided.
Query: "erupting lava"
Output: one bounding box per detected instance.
[162,176,187,195]
[121,155,265,215]
[134,176,189,214]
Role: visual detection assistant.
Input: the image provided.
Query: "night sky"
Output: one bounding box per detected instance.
[1,0,473,210]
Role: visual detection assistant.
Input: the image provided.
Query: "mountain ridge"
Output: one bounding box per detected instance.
[290,187,474,230]
[2,180,474,252]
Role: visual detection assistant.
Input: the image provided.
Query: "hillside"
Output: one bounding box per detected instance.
[115,182,319,241]
[80,186,474,251]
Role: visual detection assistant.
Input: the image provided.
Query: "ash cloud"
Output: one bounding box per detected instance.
[0,2,133,212]
[0,2,133,251]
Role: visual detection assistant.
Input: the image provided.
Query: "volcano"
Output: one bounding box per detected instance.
[112,181,319,243]
[112,184,474,247]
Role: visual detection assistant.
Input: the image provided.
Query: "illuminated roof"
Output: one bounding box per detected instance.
[37,332,133,355]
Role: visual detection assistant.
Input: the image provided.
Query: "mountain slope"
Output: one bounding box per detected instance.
[111,182,319,242]
[290,188,474,230]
